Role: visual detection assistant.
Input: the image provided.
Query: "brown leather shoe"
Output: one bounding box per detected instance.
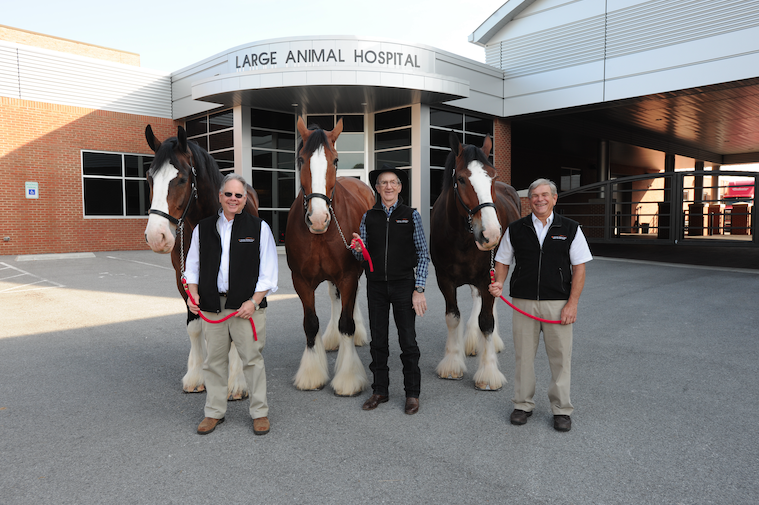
[404,397,419,415]
[362,394,389,411]
[554,415,571,432]
[197,417,224,435]
[510,409,532,425]
[253,416,270,435]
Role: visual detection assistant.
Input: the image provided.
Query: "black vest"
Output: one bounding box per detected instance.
[197,212,265,312]
[508,214,579,301]
[364,200,417,282]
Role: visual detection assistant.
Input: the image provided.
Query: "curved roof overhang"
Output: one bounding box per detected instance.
[191,66,469,114]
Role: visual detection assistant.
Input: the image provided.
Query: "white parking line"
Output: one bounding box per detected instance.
[0,262,65,293]
[106,256,174,270]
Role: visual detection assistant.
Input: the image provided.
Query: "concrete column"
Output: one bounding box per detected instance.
[693,160,704,201]
[411,103,431,240]
[234,106,252,184]
[598,139,609,198]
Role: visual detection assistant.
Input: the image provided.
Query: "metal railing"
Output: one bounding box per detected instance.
[555,171,757,245]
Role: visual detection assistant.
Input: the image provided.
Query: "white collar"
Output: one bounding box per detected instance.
[531,212,554,228]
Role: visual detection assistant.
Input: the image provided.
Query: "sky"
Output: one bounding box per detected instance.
[2,0,506,73]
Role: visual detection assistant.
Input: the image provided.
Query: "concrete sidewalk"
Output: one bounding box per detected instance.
[1,250,757,504]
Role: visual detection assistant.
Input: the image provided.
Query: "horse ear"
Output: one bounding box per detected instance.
[145,125,161,153]
[177,126,189,153]
[297,116,310,141]
[481,135,492,157]
[449,131,462,155]
[328,117,344,145]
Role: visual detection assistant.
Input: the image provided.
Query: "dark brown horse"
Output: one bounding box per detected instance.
[144,125,259,399]
[286,117,375,396]
[430,132,521,391]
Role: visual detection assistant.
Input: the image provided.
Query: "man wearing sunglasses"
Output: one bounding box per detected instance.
[184,173,278,436]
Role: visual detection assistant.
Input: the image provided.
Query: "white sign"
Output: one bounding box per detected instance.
[25,182,39,199]
[229,39,435,74]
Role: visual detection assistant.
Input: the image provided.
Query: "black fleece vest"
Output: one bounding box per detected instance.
[508,214,579,301]
[197,212,263,312]
[364,200,417,282]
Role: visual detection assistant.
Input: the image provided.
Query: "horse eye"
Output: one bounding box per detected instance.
[457,177,466,185]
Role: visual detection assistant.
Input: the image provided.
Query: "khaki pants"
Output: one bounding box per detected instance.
[202,295,268,420]
[511,298,573,416]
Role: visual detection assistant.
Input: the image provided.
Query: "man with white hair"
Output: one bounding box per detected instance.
[185,173,278,436]
[489,178,592,432]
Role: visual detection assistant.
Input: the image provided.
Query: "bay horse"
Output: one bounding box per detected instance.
[286,117,375,396]
[143,124,259,400]
[430,132,521,391]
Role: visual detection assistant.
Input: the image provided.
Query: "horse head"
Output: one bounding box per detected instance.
[144,125,198,254]
[448,132,502,251]
[296,116,343,234]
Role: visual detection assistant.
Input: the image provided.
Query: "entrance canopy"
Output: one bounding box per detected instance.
[172,36,493,118]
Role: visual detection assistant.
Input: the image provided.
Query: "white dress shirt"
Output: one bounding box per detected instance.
[184,210,278,296]
[494,212,593,267]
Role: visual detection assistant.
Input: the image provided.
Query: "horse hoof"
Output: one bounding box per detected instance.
[183,385,206,394]
[228,391,250,401]
[333,390,362,398]
[474,383,502,392]
[305,385,325,391]
[440,373,464,381]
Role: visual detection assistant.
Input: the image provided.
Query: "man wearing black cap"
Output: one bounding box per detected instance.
[351,165,429,415]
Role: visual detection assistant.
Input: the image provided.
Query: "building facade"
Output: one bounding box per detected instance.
[2,0,758,255]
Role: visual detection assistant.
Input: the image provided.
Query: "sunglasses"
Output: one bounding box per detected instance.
[223,192,244,199]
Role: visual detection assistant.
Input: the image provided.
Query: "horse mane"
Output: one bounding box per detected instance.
[149,137,223,192]
[296,125,330,168]
[187,140,224,191]
[440,143,493,194]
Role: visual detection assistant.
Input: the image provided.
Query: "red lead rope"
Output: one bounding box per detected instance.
[349,235,557,324]
[350,237,374,272]
[181,277,257,340]
[489,269,561,324]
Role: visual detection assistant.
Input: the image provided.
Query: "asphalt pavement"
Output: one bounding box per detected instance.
[1,249,757,504]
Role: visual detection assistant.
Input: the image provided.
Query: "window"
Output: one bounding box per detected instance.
[305,114,366,172]
[375,107,412,203]
[561,167,581,191]
[429,109,493,205]
[82,151,153,217]
[186,109,235,175]
[252,108,297,245]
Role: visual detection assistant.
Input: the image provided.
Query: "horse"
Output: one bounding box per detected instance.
[143,124,260,400]
[285,117,375,396]
[430,132,521,391]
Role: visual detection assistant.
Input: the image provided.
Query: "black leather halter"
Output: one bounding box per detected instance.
[303,187,335,212]
[452,169,496,233]
[148,165,197,227]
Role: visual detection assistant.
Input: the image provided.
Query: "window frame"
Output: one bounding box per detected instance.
[81,150,153,219]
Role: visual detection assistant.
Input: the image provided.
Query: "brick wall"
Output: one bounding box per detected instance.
[520,197,532,217]
[493,118,512,185]
[0,97,176,255]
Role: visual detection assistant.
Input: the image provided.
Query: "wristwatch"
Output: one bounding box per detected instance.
[250,298,259,311]
[415,286,425,293]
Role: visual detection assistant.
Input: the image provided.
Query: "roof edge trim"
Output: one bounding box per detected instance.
[469,0,538,47]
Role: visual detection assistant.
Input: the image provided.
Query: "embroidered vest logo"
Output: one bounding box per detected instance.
[238,237,256,242]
